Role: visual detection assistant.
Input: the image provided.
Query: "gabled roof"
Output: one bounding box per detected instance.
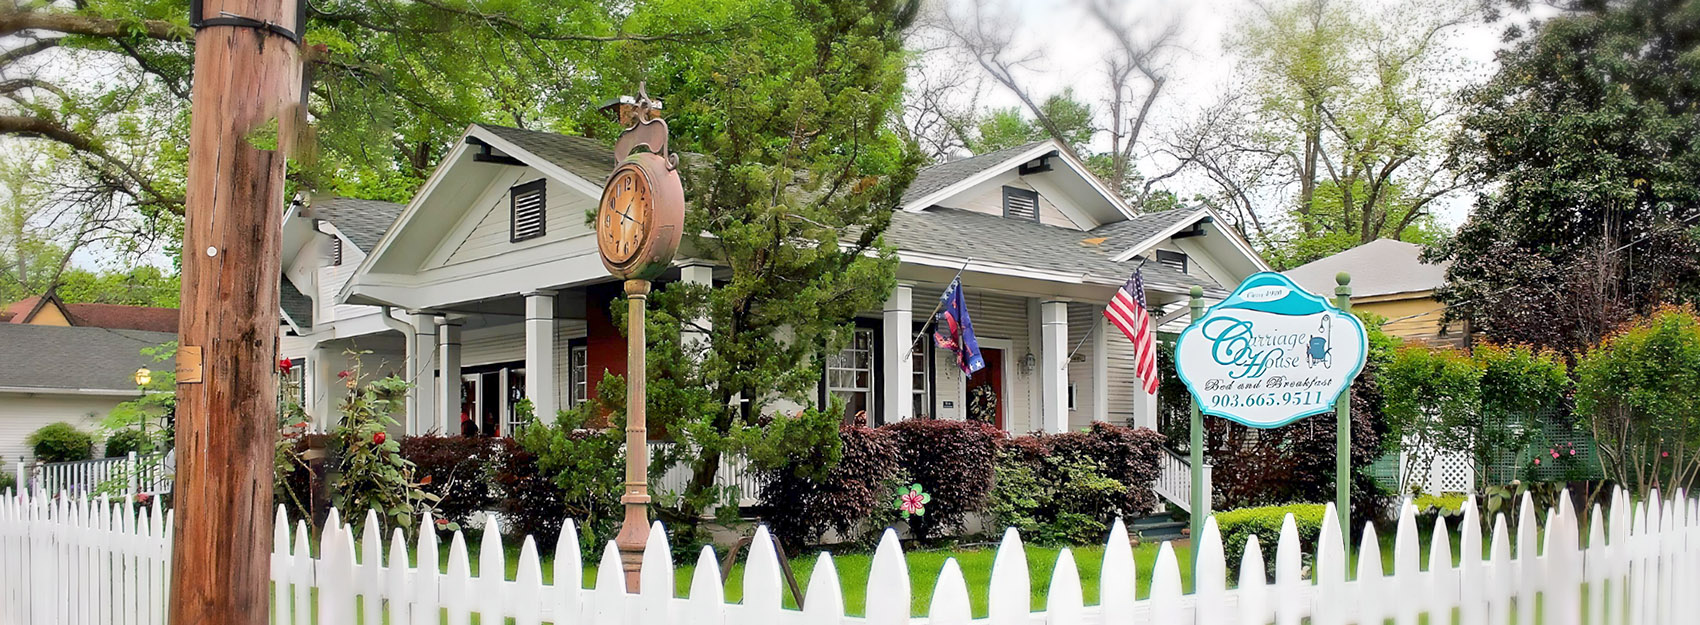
[0,324,175,393]
[4,294,65,324]
[476,124,616,186]
[887,207,1220,296]
[1091,207,1209,251]
[1284,238,1448,299]
[901,141,1049,206]
[306,197,406,252]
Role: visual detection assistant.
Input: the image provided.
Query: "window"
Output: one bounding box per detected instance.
[570,344,589,407]
[505,368,526,434]
[911,340,931,419]
[827,327,875,420]
[330,237,343,267]
[1067,382,1077,411]
[509,179,547,242]
[1156,249,1188,274]
[1002,186,1039,221]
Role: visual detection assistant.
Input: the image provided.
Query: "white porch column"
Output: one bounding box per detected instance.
[882,285,914,424]
[1091,316,1109,423]
[436,319,462,435]
[1040,300,1069,434]
[307,342,338,428]
[680,263,714,353]
[525,290,559,423]
[1134,358,1160,430]
[409,313,439,434]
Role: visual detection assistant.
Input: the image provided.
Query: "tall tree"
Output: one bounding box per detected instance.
[1432,0,1700,354]
[585,0,922,538]
[1170,0,1474,268]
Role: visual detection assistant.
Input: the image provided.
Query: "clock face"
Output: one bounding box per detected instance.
[598,165,652,266]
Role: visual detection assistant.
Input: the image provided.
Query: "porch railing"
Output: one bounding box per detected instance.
[1154,447,1208,514]
[646,443,764,507]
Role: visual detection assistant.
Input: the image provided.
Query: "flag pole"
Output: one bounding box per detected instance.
[907,257,974,355]
[1066,259,1147,362]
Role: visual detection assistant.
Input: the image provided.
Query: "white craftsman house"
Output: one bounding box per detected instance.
[279,125,1267,469]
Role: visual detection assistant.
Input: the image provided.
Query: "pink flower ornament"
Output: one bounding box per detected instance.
[894,484,931,519]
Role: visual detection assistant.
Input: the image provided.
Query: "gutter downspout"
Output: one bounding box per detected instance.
[381,305,422,431]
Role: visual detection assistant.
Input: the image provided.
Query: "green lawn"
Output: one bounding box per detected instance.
[437,535,1192,618]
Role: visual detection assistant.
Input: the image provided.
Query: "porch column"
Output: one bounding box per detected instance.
[1134,361,1160,430]
[525,290,559,423]
[308,342,338,428]
[410,312,439,435]
[436,318,462,435]
[680,263,714,354]
[882,285,914,424]
[1091,316,1109,423]
[1040,300,1069,434]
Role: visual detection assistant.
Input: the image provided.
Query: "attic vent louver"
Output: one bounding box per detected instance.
[510,179,547,242]
[1002,186,1039,222]
[330,236,343,266]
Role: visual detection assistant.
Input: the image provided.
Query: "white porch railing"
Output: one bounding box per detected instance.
[1154,448,1208,513]
[4,487,1694,625]
[17,452,172,500]
[647,443,764,507]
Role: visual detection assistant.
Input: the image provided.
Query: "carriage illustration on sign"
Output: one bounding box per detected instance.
[1307,314,1333,368]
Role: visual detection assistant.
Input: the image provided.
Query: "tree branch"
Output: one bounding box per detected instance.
[0,9,187,42]
[0,114,184,212]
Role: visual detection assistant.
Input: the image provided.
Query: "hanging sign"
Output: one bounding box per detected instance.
[1173,272,1367,428]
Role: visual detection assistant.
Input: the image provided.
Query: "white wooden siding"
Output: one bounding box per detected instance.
[0,393,124,472]
[1066,302,1098,432]
[1103,324,1142,426]
[949,178,1083,230]
[441,175,596,268]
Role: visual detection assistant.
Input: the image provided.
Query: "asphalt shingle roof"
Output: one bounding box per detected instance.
[900,141,1051,207]
[1285,238,1449,298]
[280,279,313,330]
[1088,207,1203,250]
[886,207,1222,295]
[477,124,617,185]
[0,324,176,392]
[308,197,405,252]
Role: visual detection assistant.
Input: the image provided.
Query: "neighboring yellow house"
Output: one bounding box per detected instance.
[1284,239,1466,346]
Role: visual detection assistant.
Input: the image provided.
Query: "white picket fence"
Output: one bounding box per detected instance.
[3,486,1698,625]
[20,453,174,499]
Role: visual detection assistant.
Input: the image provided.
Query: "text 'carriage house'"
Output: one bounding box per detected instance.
[276,126,1268,509]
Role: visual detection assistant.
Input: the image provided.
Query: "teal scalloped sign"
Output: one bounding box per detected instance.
[1173,272,1368,429]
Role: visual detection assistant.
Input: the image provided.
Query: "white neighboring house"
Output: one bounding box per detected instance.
[283,126,1267,457]
[0,324,175,473]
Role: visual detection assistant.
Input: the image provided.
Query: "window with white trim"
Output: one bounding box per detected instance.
[570,344,589,407]
[827,327,875,420]
[510,179,547,242]
[911,341,930,419]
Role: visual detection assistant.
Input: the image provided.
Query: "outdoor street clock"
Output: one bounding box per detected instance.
[596,88,684,280]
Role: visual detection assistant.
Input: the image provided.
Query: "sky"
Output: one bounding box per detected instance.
[915,0,1531,229]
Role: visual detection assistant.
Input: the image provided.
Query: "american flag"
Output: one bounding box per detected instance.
[1104,267,1160,395]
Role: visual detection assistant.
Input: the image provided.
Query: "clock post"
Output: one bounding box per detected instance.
[596,87,685,591]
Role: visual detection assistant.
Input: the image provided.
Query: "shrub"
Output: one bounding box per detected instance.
[0,471,15,494]
[28,422,94,463]
[755,417,901,551]
[503,399,622,551]
[1216,503,1327,580]
[1576,305,1700,498]
[881,419,1003,541]
[328,374,434,538]
[399,435,502,528]
[103,429,152,457]
[991,423,1166,545]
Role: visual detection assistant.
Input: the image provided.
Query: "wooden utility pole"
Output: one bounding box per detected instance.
[171,0,303,623]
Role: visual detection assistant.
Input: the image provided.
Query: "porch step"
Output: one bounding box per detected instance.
[1129,516,1188,543]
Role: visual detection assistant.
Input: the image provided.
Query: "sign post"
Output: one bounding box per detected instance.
[1188,286,1207,553]
[1174,272,1368,545]
[1333,273,1353,534]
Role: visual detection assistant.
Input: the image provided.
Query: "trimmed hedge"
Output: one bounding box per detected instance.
[103,429,152,457]
[1216,503,1327,579]
[28,422,94,463]
[882,419,1004,541]
[398,435,502,528]
[992,423,1166,545]
[757,421,901,550]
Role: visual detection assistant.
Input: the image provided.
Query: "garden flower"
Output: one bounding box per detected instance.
[373,432,386,445]
[1552,451,1560,459]
[1534,458,1541,465]
[278,359,293,374]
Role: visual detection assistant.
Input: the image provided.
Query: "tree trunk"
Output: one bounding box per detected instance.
[169,1,301,623]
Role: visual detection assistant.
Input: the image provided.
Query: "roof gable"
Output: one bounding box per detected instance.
[901,140,1136,227]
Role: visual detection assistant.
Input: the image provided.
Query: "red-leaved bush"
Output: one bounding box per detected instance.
[1001,423,1166,519]
[756,422,900,550]
[882,419,1004,541]
[398,435,501,528]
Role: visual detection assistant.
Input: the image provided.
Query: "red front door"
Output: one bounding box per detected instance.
[966,348,1004,430]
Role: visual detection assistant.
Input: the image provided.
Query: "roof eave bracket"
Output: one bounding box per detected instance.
[465,137,525,167]
[1018,151,1058,176]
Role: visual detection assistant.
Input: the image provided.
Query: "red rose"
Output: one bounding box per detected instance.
[337,370,351,379]
[278,359,293,374]
[373,432,386,445]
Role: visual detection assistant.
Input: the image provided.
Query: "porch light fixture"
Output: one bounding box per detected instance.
[133,367,152,387]
[1018,352,1036,375]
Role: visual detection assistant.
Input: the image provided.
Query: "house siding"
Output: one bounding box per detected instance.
[1,393,126,471]
[949,178,1083,230]
[441,174,596,268]
[1103,325,1142,427]
[911,286,1034,432]
[1066,303,1098,432]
